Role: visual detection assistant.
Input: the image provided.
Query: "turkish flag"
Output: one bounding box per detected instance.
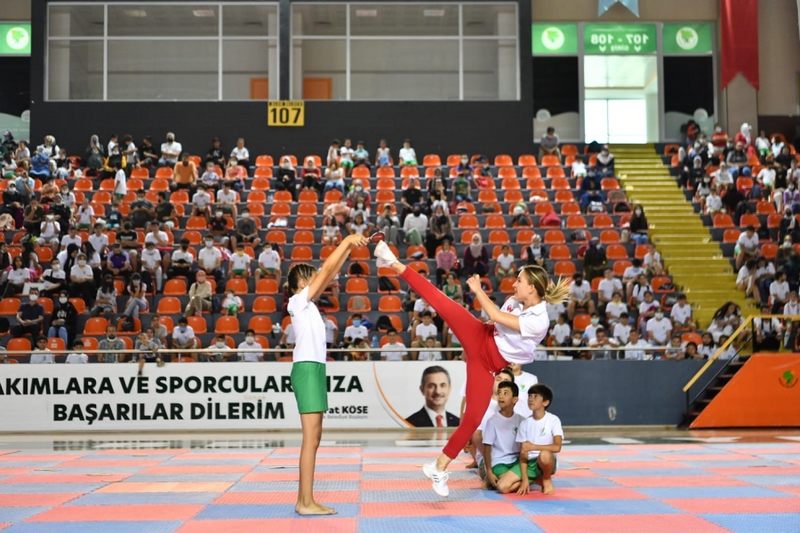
[720,0,759,89]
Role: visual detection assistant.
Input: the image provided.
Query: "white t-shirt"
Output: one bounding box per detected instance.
[140,248,162,270]
[238,340,262,362]
[70,264,94,281]
[624,339,651,360]
[414,298,433,315]
[171,249,194,265]
[570,280,591,301]
[605,300,628,320]
[398,146,417,164]
[516,411,564,460]
[783,301,800,316]
[344,324,368,341]
[323,319,336,344]
[217,188,237,204]
[193,191,212,208]
[612,322,632,344]
[30,350,55,364]
[65,352,89,364]
[229,252,251,271]
[513,371,539,418]
[670,303,693,325]
[645,317,673,344]
[736,232,759,252]
[60,234,82,250]
[494,299,549,364]
[496,253,515,270]
[482,411,525,467]
[40,221,60,240]
[287,286,327,364]
[198,247,222,270]
[622,265,644,283]
[161,141,182,161]
[478,398,499,432]
[114,168,127,195]
[598,278,623,301]
[88,233,109,255]
[418,348,443,361]
[551,322,571,345]
[769,280,790,303]
[415,322,438,341]
[258,249,280,270]
[380,342,408,361]
[230,146,249,161]
[145,230,169,247]
[172,326,196,345]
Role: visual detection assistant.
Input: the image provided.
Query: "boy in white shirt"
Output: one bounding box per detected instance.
[550,313,571,346]
[413,311,438,347]
[597,268,622,307]
[623,329,651,360]
[65,340,89,364]
[29,337,55,364]
[669,293,694,330]
[418,336,443,361]
[481,381,525,494]
[494,245,516,280]
[238,329,263,362]
[113,163,127,204]
[612,313,632,344]
[256,243,281,285]
[380,328,408,361]
[192,186,213,219]
[516,384,563,495]
[604,291,628,325]
[398,138,417,166]
[229,243,252,279]
[343,314,368,344]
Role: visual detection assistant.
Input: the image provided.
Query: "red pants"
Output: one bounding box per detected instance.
[400,267,508,459]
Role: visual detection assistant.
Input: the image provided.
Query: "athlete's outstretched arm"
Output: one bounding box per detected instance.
[466,275,521,332]
[307,234,368,300]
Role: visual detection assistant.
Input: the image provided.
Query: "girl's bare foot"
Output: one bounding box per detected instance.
[541,478,555,494]
[295,502,337,515]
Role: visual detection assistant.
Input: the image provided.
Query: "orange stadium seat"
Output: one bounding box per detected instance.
[214,316,239,334]
[547,166,566,179]
[554,261,576,277]
[157,297,182,314]
[378,295,403,313]
[7,338,31,353]
[248,315,273,334]
[256,279,279,294]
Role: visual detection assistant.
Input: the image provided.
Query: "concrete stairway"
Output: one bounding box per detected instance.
[612,144,757,327]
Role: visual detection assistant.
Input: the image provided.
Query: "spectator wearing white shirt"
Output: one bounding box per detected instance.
[623,330,651,360]
[29,337,55,364]
[597,269,623,307]
[320,310,338,347]
[343,314,368,344]
[60,226,82,251]
[769,271,790,312]
[698,333,717,359]
[88,223,109,258]
[140,242,164,292]
[418,336,443,361]
[65,340,89,364]
[255,244,281,286]
[413,311,438,347]
[230,137,250,168]
[735,226,759,270]
[706,317,733,344]
[228,243,252,280]
[172,317,199,359]
[567,273,595,319]
[550,313,571,346]
[783,291,800,316]
[494,245,516,280]
[198,238,224,286]
[191,186,213,219]
[704,187,723,215]
[216,181,239,218]
[39,214,61,249]
[398,138,417,166]
[168,239,195,280]
[604,291,628,325]
[158,132,182,167]
[587,328,620,359]
[645,311,673,346]
[200,161,221,191]
[205,334,234,362]
[669,294,694,331]
[380,329,409,361]
[630,274,652,305]
[612,313,632,344]
[145,221,172,273]
[238,329,263,362]
[582,314,601,342]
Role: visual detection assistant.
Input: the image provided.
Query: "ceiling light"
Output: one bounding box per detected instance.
[423,9,445,17]
[124,9,147,18]
[355,9,377,17]
[192,9,215,18]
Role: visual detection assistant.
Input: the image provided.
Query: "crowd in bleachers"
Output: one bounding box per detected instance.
[0,127,715,363]
[669,121,800,351]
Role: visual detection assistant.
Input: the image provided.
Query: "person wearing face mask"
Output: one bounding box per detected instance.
[425,205,453,258]
[205,333,234,362]
[39,213,61,251]
[238,329,264,362]
[343,314,368,345]
[69,253,96,305]
[255,243,281,286]
[208,209,231,247]
[231,209,260,251]
[198,236,224,289]
[645,309,673,347]
[185,270,214,317]
[566,273,595,320]
[171,317,198,361]
[12,289,44,338]
[159,132,182,167]
[40,259,66,297]
[168,238,195,280]
[400,178,424,223]
[47,290,77,346]
[276,156,298,199]
[172,154,198,194]
[216,180,239,217]
[376,205,400,245]
[90,275,118,317]
[628,205,649,245]
[402,203,428,246]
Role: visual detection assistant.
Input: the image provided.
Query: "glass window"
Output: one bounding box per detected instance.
[350,4,458,36]
[223,40,277,100]
[462,4,517,36]
[350,40,458,100]
[291,4,346,36]
[47,40,103,100]
[292,39,346,100]
[48,4,104,37]
[223,4,278,37]
[108,4,219,37]
[107,40,218,100]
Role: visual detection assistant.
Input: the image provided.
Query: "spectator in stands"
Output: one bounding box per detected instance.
[198,239,224,288]
[697,333,716,359]
[204,334,234,362]
[571,156,587,180]
[343,314,368,346]
[191,185,213,221]
[582,237,607,281]
[159,132,182,167]
[597,268,622,310]
[172,317,199,360]
[301,156,322,195]
[136,135,158,170]
[204,137,226,168]
[30,337,54,364]
[348,337,371,361]
[437,271,464,304]
[645,309,672,346]
[255,243,281,286]
[29,146,51,180]
[612,312,632,345]
[348,212,369,238]
[354,140,370,168]
[702,185,722,215]
[426,205,453,258]
[784,290,800,316]
[588,327,619,359]
[208,209,231,247]
[106,242,133,281]
[462,233,489,277]
[669,294,694,332]
[121,273,148,321]
[164,239,192,281]
[373,139,391,167]
[413,311,439,348]
[603,291,627,326]
[60,226,81,253]
[521,234,546,268]
[228,243,251,280]
[39,212,61,251]
[628,205,649,245]
[595,145,615,176]
[754,305,783,351]
[779,209,799,243]
[231,208,260,251]
[199,161,221,192]
[451,171,472,203]
[70,253,96,305]
[22,196,44,236]
[216,181,239,218]
[398,138,417,166]
[140,242,163,293]
[419,336,443,361]
[549,313,571,347]
[568,330,588,359]
[582,313,602,343]
[769,271,790,313]
[510,203,533,228]
[237,329,263,362]
[683,342,703,360]
[91,275,117,317]
[127,190,153,230]
[629,273,652,306]
[567,273,594,319]
[494,244,516,281]
[400,178,424,222]
[380,328,409,361]
[98,324,124,363]
[221,288,243,316]
[431,239,458,285]
[776,145,793,168]
[39,258,66,298]
[376,204,401,245]
[222,157,245,192]
[734,225,759,270]
[623,329,651,360]
[172,154,198,193]
[321,215,342,245]
[325,139,341,167]
[184,271,214,318]
[643,246,664,277]
[276,156,297,199]
[47,290,77,346]
[12,289,44,338]
[84,135,104,174]
[539,127,561,163]
[339,138,355,177]
[65,340,90,364]
[637,290,660,327]
[710,124,728,154]
[725,141,748,171]
[323,160,346,194]
[230,137,250,168]
[711,162,734,188]
[403,204,428,246]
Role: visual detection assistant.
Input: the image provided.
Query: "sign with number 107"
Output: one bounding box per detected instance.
[584,24,656,55]
[267,101,305,127]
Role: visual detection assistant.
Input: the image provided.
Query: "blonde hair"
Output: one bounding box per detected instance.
[519,265,571,305]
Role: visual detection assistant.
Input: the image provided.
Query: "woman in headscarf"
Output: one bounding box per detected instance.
[85,134,105,174]
[462,233,489,277]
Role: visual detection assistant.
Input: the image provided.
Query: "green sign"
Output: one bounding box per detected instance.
[0,23,31,56]
[532,23,578,55]
[584,23,656,54]
[663,23,713,54]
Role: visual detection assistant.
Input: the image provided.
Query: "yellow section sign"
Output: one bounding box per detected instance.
[268,100,304,127]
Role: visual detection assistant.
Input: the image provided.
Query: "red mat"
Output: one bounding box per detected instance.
[0,493,81,507]
[532,514,727,533]
[243,471,360,482]
[609,475,746,487]
[215,490,359,504]
[501,487,647,501]
[263,457,361,466]
[28,504,204,522]
[665,497,800,513]
[708,466,800,476]
[172,452,269,461]
[62,459,162,468]
[143,465,254,474]
[3,473,130,484]
[0,454,84,462]
[176,518,356,533]
[572,461,692,470]
[360,501,522,517]
[98,482,233,493]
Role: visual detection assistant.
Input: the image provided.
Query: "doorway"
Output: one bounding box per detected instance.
[583,55,658,143]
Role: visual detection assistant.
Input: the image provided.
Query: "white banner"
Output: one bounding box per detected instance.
[0,362,466,432]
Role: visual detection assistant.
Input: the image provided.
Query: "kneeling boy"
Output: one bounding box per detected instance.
[481,380,525,493]
[516,384,563,495]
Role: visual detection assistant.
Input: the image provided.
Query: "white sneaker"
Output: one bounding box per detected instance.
[374,240,398,269]
[422,462,450,497]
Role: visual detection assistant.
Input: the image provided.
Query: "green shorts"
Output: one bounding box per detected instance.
[291,361,328,414]
[492,456,557,481]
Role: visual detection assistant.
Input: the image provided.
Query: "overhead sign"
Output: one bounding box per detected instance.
[0,362,466,432]
[663,23,713,54]
[532,24,578,55]
[268,100,305,127]
[584,23,656,54]
[0,23,31,56]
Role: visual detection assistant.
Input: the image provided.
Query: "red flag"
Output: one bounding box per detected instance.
[720,0,759,89]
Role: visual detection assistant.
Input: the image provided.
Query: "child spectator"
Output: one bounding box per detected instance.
[494,245,516,281]
[481,381,524,494]
[515,384,563,495]
[221,289,243,316]
[398,138,417,166]
[376,139,391,167]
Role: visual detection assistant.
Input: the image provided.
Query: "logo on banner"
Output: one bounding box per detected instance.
[541,26,565,51]
[779,370,797,388]
[5,26,29,51]
[676,27,699,51]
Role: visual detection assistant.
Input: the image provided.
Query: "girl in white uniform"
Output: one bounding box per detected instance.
[374,241,570,497]
[286,233,368,515]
